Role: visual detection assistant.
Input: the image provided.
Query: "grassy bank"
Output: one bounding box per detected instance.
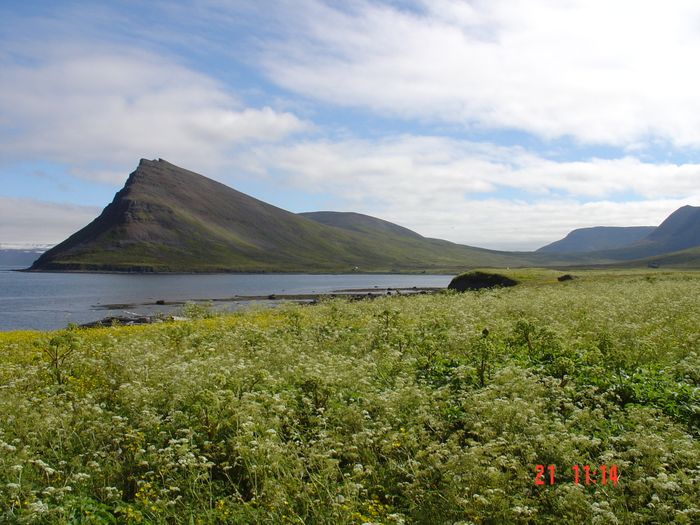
[1,271,698,523]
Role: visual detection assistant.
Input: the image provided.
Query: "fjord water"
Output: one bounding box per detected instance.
[0,267,452,331]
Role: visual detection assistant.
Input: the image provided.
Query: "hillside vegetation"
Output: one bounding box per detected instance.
[1,270,699,523]
[613,246,700,269]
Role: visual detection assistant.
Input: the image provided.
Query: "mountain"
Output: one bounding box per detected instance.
[537,205,700,263]
[537,226,656,253]
[593,205,700,261]
[644,205,700,252]
[30,159,543,273]
[30,159,699,273]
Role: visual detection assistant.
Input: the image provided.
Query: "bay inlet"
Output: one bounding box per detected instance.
[0,268,452,331]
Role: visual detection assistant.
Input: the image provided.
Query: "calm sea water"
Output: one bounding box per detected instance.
[0,267,452,331]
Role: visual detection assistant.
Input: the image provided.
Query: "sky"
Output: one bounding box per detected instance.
[1,0,700,251]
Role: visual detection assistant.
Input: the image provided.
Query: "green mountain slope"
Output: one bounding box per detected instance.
[30,159,545,273]
[299,211,424,239]
[612,246,700,269]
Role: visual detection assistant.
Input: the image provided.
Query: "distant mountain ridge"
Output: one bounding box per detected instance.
[538,205,700,261]
[537,226,656,253]
[584,206,700,261]
[30,159,543,273]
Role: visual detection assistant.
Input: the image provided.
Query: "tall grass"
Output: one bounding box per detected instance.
[0,271,698,523]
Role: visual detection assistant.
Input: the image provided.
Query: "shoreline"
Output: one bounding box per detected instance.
[93,286,443,310]
[81,286,444,328]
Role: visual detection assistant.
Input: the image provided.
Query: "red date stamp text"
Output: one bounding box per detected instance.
[534,464,619,486]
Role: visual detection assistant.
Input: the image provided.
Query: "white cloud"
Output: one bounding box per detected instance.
[260,0,700,147]
[3,2,699,250]
[249,135,700,201]
[382,198,692,251]
[0,45,309,183]
[0,197,100,245]
[240,135,700,249]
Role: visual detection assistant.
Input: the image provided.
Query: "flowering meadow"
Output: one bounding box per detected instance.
[1,270,698,524]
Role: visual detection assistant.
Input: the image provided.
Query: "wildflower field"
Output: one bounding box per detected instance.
[1,270,699,524]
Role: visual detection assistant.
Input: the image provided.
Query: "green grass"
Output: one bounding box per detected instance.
[1,270,699,523]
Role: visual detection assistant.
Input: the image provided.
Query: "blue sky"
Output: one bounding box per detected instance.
[1,0,699,250]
